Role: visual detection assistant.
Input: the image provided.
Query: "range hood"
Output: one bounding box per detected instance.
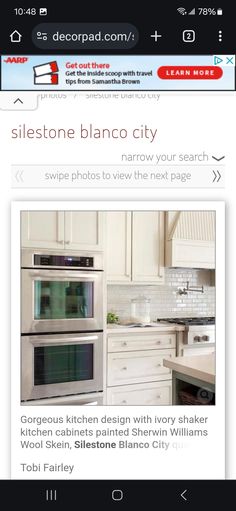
[165,211,215,269]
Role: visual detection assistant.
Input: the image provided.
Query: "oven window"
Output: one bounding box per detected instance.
[34,344,93,385]
[34,281,94,319]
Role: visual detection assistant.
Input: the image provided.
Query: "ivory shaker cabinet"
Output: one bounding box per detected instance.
[106,211,164,284]
[106,329,176,405]
[21,211,104,251]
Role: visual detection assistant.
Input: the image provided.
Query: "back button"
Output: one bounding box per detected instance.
[180,489,188,501]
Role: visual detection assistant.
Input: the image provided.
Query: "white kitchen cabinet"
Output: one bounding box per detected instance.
[106,381,172,406]
[21,211,103,251]
[106,212,131,282]
[21,211,65,249]
[106,329,176,405]
[132,211,164,283]
[106,211,164,284]
[64,211,103,251]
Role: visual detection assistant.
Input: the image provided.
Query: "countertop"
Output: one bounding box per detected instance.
[163,354,215,385]
[106,322,185,334]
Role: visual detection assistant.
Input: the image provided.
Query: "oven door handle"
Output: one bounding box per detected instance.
[28,335,99,344]
[28,270,98,279]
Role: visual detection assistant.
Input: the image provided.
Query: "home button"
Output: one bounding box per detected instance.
[112,489,123,501]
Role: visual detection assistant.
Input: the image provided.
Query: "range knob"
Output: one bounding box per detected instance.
[202,335,210,342]
[194,335,201,342]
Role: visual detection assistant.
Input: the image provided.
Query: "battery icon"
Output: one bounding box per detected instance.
[217,8,223,15]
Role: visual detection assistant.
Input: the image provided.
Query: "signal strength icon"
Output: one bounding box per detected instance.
[177,7,187,15]
[188,8,196,15]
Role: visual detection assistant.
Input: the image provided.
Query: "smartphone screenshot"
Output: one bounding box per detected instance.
[0,1,235,507]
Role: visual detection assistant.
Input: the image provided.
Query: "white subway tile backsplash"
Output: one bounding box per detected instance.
[107,269,215,320]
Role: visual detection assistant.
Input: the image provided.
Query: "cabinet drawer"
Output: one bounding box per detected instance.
[108,333,176,353]
[106,381,172,405]
[107,349,175,387]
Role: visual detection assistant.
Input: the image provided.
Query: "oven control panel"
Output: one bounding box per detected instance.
[34,254,94,268]
[186,329,215,345]
[193,335,210,343]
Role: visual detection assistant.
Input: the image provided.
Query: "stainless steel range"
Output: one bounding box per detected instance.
[157,317,215,356]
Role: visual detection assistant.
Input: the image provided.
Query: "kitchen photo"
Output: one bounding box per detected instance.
[20,208,216,407]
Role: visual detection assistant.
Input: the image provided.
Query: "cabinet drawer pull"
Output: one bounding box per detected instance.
[122,342,127,346]
[121,400,127,404]
[58,240,64,244]
[122,366,127,371]
[156,395,161,399]
[65,240,70,245]
[156,363,162,367]
[156,341,161,345]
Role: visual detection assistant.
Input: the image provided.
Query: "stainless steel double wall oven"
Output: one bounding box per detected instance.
[21,249,104,403]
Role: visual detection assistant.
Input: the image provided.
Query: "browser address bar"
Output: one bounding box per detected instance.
[32,23,139,50]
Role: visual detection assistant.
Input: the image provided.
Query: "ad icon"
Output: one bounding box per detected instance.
[214,56,223,65]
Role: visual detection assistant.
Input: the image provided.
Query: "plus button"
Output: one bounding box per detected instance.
[150,30,162,42]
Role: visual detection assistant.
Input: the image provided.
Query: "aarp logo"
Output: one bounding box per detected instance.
[3,57,29,64]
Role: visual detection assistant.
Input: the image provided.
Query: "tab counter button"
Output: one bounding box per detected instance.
[157,66,223,80]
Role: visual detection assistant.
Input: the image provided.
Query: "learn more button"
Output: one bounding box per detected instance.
[157,66,223,80]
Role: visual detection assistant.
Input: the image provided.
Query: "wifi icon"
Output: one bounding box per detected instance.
[177,7,187,15]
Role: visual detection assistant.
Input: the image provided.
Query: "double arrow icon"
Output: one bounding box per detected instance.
[15,170,24,183]
[212,170,221,183]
